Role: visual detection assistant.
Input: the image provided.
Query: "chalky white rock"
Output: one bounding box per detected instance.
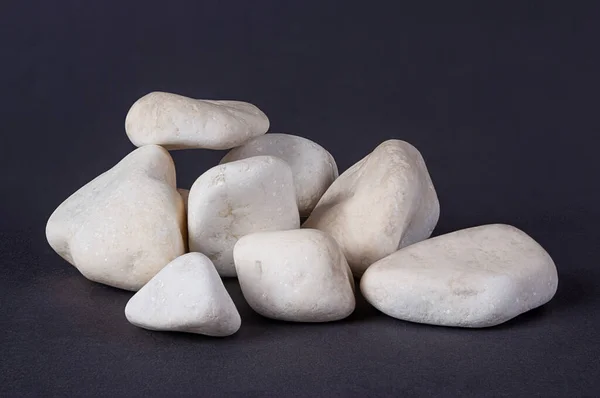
[234,229,355,322]
[125,92,269,150]
[46,145,186,291]
[188,156,299,277]
[125,252,241,336]
[360,224,559,328]
[220,133,338,216]
[303,139,439,276]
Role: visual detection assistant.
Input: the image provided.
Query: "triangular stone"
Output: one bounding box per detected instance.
[125,253,241,336]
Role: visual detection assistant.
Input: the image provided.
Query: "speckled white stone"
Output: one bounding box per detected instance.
[46,145,186,291]
[125,92,269,150]
[220,134,338,216]
[125,252,241,336]
[303,139,440,276]
[234,229,355,322]
[360,224,559,328]
[188,156,299,277]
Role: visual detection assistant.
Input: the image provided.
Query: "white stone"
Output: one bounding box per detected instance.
[125,252,241,336]
[46,145,186,291]
[360,224,559,328]
[188,156,299,277]
[303,140,439,276]
[125,92,270,150]
[220,134,338,216]
[234,229,355,322]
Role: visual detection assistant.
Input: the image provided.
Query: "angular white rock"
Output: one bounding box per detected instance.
[46,145,186,291]
[125,252,241,336]
[125,92,269,150]
[220,134,338,216]
[360,224,559,328]
[234,229,355,322]
[188,156,299,277]
[303,140,439,276]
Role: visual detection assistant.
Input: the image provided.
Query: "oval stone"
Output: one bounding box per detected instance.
[125,92,269,150]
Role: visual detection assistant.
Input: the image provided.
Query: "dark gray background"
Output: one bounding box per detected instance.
[2,1,599,396]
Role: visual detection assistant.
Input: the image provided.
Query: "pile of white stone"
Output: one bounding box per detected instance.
[46,91,559,337]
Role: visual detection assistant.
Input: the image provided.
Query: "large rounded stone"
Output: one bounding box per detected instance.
[46,145,186,291]
[360,224,559,328]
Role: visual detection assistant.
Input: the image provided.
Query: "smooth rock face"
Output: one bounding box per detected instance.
[46,145,186,291]
[125,253,241,336]
[220,134,338,216]
[360,224,559,328]
[125,92,270,150]
[188,156,299,277]
[303,140,439,276]
[234,229,355,322]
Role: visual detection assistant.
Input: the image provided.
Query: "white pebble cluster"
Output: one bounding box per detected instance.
[46,91,559,336]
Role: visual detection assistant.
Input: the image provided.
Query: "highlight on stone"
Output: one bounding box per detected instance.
[46,90,559,336]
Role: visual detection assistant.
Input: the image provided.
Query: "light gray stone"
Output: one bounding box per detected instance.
[303,140,439,276]
[220,134,338,216]
[125,252,241,336]
[360,224,559,328]
[46,145,186,291]
[234,229,355,322]
[188,156,299,277]
[125,92,269,150]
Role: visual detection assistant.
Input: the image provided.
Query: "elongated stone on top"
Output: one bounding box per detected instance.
[125,92,269,150]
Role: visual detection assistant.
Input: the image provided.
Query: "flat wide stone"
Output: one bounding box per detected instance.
[360,224,559,327]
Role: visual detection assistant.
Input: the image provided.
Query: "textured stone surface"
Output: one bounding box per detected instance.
[125,253,241,336]
[303,139,439,276]
[221,133,338,216]
[46,145,186,291]
[125,92,269,150]
[188,156,299,277]
[360,224,559,328]
[234,229,355,322]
